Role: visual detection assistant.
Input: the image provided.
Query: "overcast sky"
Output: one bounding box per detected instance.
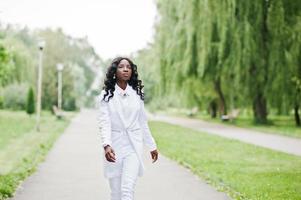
[0,0,157,60]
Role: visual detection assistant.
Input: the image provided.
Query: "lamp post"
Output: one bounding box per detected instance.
[36,39,45,131]
[56,63,64,111]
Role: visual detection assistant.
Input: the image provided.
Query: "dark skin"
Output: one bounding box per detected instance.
[104,59,159,163]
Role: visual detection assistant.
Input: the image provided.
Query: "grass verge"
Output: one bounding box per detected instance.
[149,121,301,200]
[0,110,76,200]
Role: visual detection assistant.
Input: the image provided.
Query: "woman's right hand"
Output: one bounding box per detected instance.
[104,145,116,162]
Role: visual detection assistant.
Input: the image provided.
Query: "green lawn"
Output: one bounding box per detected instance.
[200,114,301,139]
[149,121,301,200]
[0,110,75,200]
[154,108,301,138]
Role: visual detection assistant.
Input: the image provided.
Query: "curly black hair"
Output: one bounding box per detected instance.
[102,57,144,102]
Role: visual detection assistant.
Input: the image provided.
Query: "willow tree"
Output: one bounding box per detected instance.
[138,0,301,125]
[152,0,196,106]
[283,1,301,126]
[196,0,242,116]
[148,0,243,115]
[267,0,301,126]
[227,0,271,124]
[290,18,301,126]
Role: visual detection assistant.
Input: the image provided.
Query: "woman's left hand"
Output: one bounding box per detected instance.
[150,149,158,163]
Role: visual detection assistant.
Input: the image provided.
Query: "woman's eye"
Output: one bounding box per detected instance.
[118,65,131,69]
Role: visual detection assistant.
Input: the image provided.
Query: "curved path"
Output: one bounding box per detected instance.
[10,109,230,200]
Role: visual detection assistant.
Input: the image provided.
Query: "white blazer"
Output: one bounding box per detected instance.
[96,83,157,178]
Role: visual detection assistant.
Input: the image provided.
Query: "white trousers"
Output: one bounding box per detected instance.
[109,152,140,200]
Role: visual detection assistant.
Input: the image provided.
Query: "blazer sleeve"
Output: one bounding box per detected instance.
[139,99,157,151]
[96,91,112,148]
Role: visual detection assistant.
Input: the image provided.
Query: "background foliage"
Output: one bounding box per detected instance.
[134,0,301,126]
[0,25,103,111]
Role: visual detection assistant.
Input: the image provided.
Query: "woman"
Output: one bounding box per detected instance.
[96,57,159,200]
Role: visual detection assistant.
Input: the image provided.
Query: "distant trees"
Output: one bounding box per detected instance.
[0,44,14,86]
[0,25,102,111]
[135,0,301,126]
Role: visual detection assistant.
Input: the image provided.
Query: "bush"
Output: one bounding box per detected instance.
[63,96,77,111]
[26,87,35,114]
[0,95,3,109]
[0,88,3,109]
[2,83,28,110]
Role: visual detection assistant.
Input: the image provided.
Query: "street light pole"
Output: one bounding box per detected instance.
[56,63,64,111]
[36,39,45,132]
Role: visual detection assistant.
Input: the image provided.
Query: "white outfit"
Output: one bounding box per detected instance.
[109,152,140,200]
[96,82,157,200]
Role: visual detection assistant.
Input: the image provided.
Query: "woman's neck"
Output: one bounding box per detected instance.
[116,81,127,90]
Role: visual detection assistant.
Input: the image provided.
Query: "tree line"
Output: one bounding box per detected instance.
[0,24,103,112]
[135,0,301,126]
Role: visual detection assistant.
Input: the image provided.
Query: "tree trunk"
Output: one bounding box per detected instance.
[295,104,301,126]
[251,0,269,124]
[253,93,268,124]
[214,77,227,116]
[209,99,218,118]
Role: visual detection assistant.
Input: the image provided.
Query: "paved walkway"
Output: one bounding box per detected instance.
[150,113,301,157]
[10,109,230,200]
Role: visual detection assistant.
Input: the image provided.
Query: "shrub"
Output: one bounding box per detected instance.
[63,97,77,111]
[0,95,3,109]
[26,87,35,114]
[2,83,28,110]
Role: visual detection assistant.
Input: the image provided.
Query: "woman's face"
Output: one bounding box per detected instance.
[116,59,132,82]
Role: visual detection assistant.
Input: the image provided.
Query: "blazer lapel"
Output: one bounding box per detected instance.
[113,96,128,129]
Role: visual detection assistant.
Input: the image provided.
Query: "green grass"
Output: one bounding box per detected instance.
[0,110,76,200]
[0,111,35,149]
[154,108,301,138]
[200,114,301,139]
[149,121,301,200]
